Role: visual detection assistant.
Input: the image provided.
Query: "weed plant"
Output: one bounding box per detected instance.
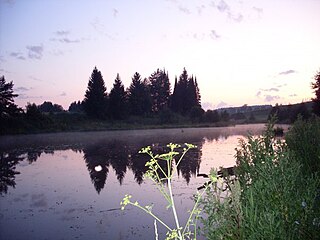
[121,143,216,240]
[201,120,320,239]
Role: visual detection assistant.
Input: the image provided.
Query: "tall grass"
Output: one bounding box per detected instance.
[201,119,320,239]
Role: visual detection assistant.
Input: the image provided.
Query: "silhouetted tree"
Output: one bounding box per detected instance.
[149,69,171,113]
[38,101,64,113]
[68,101,83,113]
[83,67,107,119]
[0,76,21,118]
[312,70,320,115]
[25,103,42,121]
[220,110,230,122]
[170,68,201,115]
[189,106,204,123]
[204,110,220,123]
[108,73,127,120]
[127,72,152,116]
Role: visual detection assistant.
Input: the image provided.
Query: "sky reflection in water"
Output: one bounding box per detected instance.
[0,125,269,239]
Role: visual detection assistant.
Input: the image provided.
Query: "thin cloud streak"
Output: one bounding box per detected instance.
[26,45,43,59]
[279,69,296,75]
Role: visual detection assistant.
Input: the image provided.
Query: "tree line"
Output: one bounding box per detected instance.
[76,67,202,120]
[1,68,320,134]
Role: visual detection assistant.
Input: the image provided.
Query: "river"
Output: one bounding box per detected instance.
[0,124,277,240]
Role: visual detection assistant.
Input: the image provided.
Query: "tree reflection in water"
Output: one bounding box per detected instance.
[0,152,23,194]
[0,138,204,194]
[82,140,204,193]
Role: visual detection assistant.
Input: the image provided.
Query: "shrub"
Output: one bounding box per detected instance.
[286,115,320,174]
[201,121,320,239]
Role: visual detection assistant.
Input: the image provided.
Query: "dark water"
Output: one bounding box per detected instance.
[0,125,275,240]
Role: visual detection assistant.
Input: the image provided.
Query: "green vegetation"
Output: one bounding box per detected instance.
[312,70,320,115]
[200,118,320,239]
[121,143,216,240]
[1,67,319,135]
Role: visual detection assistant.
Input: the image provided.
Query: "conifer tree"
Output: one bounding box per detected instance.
[149,69,171,113]
[170,68,201,115]
[312,70,320,115]
[127,72,151,116]
[109,73,127,120]
[83,67,107,119]
[0,76,21,118]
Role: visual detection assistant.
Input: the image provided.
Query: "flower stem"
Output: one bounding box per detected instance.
[168,177,182,239]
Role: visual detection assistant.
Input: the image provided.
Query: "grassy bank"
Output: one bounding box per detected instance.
[1,112,237,135]
[200,116,320,239]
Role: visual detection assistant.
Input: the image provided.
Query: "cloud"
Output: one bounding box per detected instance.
[178,5,191,14]
[59,92,67,96]
[0,68,10,74]
[260,87,279,92]
[14,87,29,92]
[26,45,43,59]
[29,75,42,82]
[113,8,119,18]
[228,12,243,22]
[10,51,26,60]
[252,6,263,14]
[55,30,70,36]
[202,102,214,110]
[210,30,221,39]
[197,5,206,15]
[256,91,261,97]
[17,94,43,100]
[91,17,116,40]
[289,94,298,97]
[264,95,280,102]
[210,0,243,22]
[216,101,228,109]
[51,30,84,44]
[279,69,296,75]
[50,36,80,43]
[276,84,287,88]
[216,0,230,12]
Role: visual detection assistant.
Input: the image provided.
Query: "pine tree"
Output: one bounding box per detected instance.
[83,67,107,119]
[194,77,201,106]
[312,70,320,115]
[127,72,151,116]
[0,76,21,118]
[109,73,127,120]
[170,68,201,115]
[149,69,171,113]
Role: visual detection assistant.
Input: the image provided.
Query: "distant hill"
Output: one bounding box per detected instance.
[215,101,313,123]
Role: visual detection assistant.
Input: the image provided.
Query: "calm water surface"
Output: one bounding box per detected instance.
[0,124,274,240]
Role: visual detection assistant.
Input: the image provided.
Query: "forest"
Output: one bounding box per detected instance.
[1,67,320,135]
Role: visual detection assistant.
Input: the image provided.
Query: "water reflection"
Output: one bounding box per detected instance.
[0,125,271,195]
[0,140,204,194]
[0,152,23,194]
[82,140,204,193]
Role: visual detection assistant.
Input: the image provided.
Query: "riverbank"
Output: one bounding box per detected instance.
[1,111,271,136]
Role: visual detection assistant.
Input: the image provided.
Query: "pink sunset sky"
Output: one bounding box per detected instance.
[1,0,319,110]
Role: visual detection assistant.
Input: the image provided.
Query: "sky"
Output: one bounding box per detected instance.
[1,0,320,110]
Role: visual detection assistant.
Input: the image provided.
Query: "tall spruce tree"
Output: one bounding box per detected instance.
[127,72,152,116]
[83,67,107,119]
[0,76,21,118]
[109,73,127,120]
[170,68,201,115]
[312,70,320,115]
[149,69,171,113]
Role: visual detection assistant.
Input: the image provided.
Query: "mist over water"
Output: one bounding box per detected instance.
[0,124,278,239]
